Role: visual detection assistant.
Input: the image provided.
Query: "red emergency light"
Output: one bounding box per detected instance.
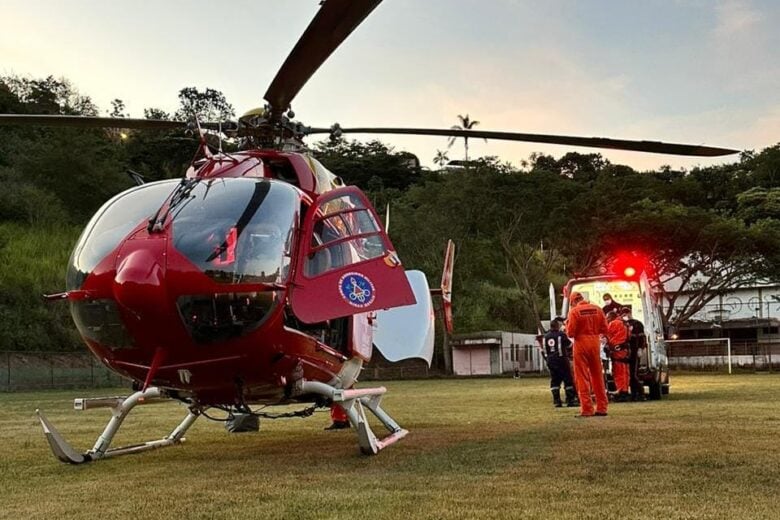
[611,252,649,280]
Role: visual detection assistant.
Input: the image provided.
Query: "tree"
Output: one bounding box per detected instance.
[174,87,234,122]
[433,149,449,168]
[447,114,481,162]
[109,98,128,118]
[144,107,171,120]
[588,199,780,328]
[499,216,564,333]
[311,138,422,192]
[0,75,97,116]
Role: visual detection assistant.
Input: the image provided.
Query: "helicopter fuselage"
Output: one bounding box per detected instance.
[64,149,409,406]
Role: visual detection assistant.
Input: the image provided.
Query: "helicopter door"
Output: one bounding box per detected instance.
[290,187,415,323]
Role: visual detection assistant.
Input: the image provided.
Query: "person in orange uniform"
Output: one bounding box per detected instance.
[605,310,630,401]
[325,404,350,430]
[566,292,609,417]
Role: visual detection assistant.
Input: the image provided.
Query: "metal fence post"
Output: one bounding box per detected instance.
[727,338,732,375]
[768,302,773,373]
[6,351,10,392]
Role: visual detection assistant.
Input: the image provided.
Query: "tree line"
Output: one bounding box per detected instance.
[0,75,778,352]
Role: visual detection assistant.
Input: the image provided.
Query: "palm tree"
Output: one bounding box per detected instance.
[433,149,450,168]
[447,114,480,162]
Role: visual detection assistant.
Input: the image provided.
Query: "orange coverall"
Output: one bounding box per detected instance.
[567,299,609,415]
[331,403,348,423]
[607,319,630,394]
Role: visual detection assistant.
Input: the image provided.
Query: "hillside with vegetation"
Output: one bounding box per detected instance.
[1,76,778,354]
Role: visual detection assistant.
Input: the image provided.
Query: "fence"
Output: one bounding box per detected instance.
[665,340,780,373]
[0,351,128,392]
[4,341,780,392]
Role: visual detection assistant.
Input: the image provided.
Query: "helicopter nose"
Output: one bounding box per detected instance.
[113,249,167,318]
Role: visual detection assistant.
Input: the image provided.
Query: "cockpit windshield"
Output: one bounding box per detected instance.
[171,178,298,284]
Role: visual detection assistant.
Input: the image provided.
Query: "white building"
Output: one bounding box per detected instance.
[450,331,542,376]
[660,281,780,369]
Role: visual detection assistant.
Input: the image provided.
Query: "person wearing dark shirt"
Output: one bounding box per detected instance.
[542,319,578,407]
[602,293,623,315]
[621,307,647,401]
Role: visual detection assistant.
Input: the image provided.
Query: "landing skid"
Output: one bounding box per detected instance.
[36,387,201,464]
[299,381,408,455]
[36,382,406,464]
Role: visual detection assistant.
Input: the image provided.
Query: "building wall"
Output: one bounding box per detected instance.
[453,347,492,376]
[500,332,542,373]
[451,331,543,376]
[663,285,780,324]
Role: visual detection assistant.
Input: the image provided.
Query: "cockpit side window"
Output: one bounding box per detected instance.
[67,180,179,290]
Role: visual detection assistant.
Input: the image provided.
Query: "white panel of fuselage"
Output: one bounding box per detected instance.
[373,270,435,366]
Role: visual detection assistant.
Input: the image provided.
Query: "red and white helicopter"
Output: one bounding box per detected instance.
[0,0,735,464]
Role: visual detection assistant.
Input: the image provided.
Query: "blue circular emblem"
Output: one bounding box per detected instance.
[338,272,376,308]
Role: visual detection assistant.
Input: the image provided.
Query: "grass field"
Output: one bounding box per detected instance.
[1,374,780,519]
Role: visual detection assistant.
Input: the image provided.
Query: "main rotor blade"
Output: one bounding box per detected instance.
[308,127,739,157]
[0,114,190,130]
[264,0,382,117]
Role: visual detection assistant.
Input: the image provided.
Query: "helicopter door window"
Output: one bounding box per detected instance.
[305,201,384,277]
[319,193,366,216]
[290,185,415,324]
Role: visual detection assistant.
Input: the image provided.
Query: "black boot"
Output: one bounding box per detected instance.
[565,386,579,407]
[552,388,563,407]
[324,420,350,430]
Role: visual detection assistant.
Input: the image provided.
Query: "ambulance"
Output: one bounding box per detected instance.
[559,265,670,400]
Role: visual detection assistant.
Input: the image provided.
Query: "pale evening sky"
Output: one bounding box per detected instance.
[1,0,778,171]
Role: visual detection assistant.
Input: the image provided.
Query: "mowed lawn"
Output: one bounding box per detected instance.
[1,374,779,519]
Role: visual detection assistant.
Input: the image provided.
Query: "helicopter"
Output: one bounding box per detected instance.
[0,0,738,464]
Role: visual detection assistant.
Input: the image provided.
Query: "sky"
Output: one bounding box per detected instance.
[1,0,779,171]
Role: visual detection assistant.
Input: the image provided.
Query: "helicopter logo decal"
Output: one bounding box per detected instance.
[339,272,376,308]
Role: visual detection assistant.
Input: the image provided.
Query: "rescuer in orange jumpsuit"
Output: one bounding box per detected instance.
[566,292,609,417]
[325,404,350,430]
[606,310,630,401]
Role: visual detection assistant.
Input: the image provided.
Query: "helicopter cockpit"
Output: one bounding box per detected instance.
[171,178,298,285]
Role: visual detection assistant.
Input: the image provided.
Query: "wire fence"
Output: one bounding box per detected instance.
[2,341,779,392]
[666,340,780,372]
[0,351,128,392]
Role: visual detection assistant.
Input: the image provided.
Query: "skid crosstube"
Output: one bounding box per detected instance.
[299,381,408,455]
